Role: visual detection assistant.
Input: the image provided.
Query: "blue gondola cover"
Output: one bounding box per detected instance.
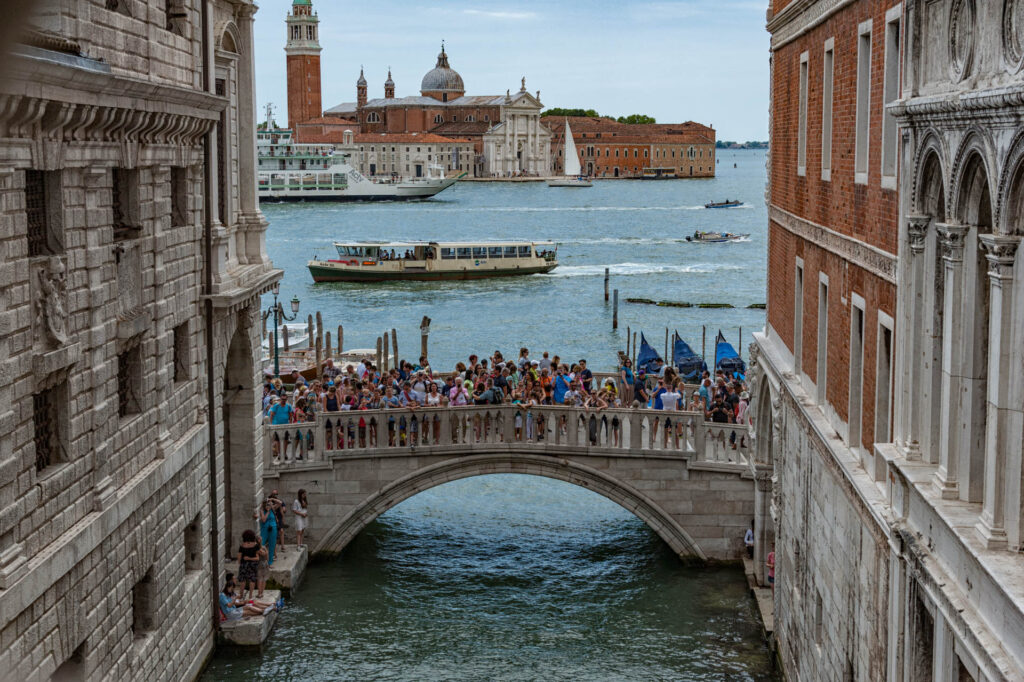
[672,332,707,382]
[637,333,662,375]
[713,330,746,377]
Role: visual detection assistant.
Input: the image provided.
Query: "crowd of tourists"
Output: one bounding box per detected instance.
[219,488,311,623]
[262,347,751,449]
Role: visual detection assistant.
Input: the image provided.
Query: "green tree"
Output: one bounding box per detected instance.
[616,114,657,124]
[541,107,601,118]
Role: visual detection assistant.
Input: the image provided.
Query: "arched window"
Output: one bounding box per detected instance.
[366,112,381,123]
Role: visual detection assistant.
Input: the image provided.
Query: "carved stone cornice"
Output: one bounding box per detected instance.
[978,234,1020,281]
[769,205,896,283]
[767,0,856,50]
[907,215,931,256]
[936,223,969,263]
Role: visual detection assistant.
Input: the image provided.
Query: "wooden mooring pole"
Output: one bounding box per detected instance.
[739,327,743,361]
[376,336,382,370]
[702,325,706,364]
[632,331,637,367]
[664,328,669,362]
[626,325,631,359]
[420,316,431,361]
[282,325,290,351]
[612,289,619,329]
[382,332,389,372]
[337,325,343,353]
[392,328,398,366]
[604,268,609,302]
[307,315,314,348]
[325,332,332,358]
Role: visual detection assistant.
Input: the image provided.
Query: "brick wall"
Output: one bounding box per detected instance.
[768,0,899,451]
[287,55,323,127]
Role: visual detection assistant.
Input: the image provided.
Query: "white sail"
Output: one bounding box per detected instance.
[563,119,582,177]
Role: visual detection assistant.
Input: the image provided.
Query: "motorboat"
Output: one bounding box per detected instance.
[685,230,750,243]
[704,199,743,208]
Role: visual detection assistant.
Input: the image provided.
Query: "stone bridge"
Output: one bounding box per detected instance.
[262,405,755,560]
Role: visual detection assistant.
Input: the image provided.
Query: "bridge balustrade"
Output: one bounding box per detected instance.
[263,405,749,471]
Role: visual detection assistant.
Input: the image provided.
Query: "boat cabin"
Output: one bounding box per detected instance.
[330,241,556,264]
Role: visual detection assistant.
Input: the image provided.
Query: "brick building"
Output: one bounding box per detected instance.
[752,1,1024,680]
[0,1,278,679]
[542,117,716,178]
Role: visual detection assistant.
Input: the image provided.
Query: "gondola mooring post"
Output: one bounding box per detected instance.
[613,289,618,329]
[604,268,609,302]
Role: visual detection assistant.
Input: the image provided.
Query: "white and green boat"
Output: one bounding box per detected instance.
[308,241,558,283]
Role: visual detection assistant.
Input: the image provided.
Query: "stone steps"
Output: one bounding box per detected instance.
[219,589,282,647]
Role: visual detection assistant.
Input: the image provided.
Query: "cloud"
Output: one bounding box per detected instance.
[462,9,537,20]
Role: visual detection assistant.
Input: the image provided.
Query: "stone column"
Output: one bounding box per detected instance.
[898,216,930,460]
[975,235,1020,549]
[235,3,266,267]
[933,224,968,499]
[754,469,773,586]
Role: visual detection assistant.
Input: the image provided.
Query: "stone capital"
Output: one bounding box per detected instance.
[978,234,1020,281]
[935,223,969,263]
[907,215,931,255]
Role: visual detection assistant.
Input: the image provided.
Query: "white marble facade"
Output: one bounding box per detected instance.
[481,89,551,177]
[0,1,279,679]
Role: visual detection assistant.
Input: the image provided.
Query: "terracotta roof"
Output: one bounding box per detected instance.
[298,117,358,126]
[542,116,715,144]
[429,121,492,135]
[354,132,473,144]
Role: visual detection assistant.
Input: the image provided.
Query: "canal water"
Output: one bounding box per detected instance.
[204,477,779,681]
[264,150,767,372]
[203,150,776,680]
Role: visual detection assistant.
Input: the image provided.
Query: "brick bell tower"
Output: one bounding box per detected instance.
[285,0,322,128]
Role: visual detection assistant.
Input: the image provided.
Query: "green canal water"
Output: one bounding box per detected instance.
[203,476,779,681]
[203,151,776,680]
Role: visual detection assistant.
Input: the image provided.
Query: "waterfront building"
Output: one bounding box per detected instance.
[754,1,1024,680]
[0,1,278,679]
[542,117,717,179]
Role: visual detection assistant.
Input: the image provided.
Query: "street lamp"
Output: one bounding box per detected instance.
[263,282,300,379]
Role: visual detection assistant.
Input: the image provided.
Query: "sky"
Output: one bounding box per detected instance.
[252,0,771,141]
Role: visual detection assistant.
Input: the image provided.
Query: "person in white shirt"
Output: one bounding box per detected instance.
[744,522,754,559]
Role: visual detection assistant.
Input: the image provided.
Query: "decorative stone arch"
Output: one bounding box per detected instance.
[753,380,776,466]
[996,127,1024,234]
[950,130,996,229]
[315,453,709,560]
[912,131,948,220]
[217,20,242,55]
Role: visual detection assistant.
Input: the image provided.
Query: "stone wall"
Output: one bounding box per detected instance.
[0,1,279,679]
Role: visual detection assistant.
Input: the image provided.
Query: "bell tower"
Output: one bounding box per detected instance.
[357,67,368,109]
[285,0,322,128]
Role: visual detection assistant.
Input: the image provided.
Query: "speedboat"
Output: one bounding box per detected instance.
[704,199,743,208]
[685,230,750,243]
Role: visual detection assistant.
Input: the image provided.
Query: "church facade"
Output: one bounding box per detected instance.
[284,1,550,177]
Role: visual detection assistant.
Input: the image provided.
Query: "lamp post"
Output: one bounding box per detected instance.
[262,282,300,378]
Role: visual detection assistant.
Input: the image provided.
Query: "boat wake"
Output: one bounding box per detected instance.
[461,205,708,213]
[541,262,743,278]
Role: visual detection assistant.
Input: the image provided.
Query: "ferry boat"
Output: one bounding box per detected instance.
[704,199,743,208]
[307,241,558,283]
[257,126,462,202]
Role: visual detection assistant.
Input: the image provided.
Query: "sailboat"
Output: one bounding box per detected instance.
[548,119,593,187]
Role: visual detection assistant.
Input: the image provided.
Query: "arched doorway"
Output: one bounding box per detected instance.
[950,149,992,502]
[314,454,709,560]
[222,326,259,558]
[917,149,946,463]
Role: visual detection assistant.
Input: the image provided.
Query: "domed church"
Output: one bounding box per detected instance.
[284,1,550,178]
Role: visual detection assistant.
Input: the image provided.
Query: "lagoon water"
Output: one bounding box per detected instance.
[203,150,776,681]
[264,150,767,372]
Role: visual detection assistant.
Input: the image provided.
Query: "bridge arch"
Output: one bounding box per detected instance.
[314,453,709,560]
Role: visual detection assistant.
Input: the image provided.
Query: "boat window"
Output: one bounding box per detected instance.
[333,174,347,186]
[365,247,377,258]
[518,245,532,257]
[503,246,518,257]
[472,247,487,258]
[456,248,471,259]
[441,248,456,260]
[488,246,503,258]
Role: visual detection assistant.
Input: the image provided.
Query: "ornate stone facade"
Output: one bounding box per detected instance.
[758,0,1024,680]
[0,1,279,679]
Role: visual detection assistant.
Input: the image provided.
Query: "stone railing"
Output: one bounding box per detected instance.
[263,405,749,471]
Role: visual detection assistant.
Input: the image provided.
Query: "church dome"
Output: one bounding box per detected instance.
[420,45,464,93]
